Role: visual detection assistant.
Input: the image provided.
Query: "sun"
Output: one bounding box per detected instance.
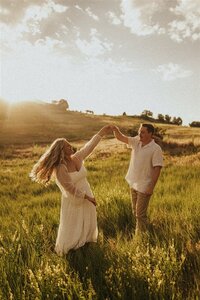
[0,96,27,106]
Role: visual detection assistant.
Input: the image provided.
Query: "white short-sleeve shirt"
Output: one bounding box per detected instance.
[125,136,163,193]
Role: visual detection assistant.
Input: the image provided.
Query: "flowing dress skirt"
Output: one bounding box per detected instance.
[55,166,98,255]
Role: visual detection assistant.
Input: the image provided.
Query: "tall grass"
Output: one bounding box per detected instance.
[0,148,200,299]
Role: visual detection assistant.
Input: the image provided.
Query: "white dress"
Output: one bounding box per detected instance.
[54,134,101,255]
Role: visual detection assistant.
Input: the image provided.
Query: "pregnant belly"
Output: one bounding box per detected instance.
[76,179,93,197]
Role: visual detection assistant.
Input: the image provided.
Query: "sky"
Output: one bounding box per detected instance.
[1,0,200,125]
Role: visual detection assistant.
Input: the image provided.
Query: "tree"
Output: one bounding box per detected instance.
[141,110,153,118]
[165,114,171,123]
[50,99,69,110]
[176,117,183,126]
[189,121,200,127]
[58,99,69,110]
[157,113,165,122]
[172,116,182,125]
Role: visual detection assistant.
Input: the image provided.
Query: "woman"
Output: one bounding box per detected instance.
[30,126,111,255]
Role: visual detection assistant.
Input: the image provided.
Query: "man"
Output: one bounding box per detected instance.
[112,124,163,234]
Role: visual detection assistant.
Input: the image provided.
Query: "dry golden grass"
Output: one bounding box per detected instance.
[1,138,200,299]
[168,151,200,166]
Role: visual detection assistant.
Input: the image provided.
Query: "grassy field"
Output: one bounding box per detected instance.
[0,101,200,299]
[0,142,200,299]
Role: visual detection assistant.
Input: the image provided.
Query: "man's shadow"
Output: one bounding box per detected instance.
[97,197,135,239]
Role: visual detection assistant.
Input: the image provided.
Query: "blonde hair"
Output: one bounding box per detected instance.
[30,138,67,185]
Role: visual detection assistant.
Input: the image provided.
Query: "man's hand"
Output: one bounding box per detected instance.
[144,185,154,195]
[144,166,162,195]
[110,125,129,144]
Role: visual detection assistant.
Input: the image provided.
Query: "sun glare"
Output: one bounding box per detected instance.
[2,98,24,104]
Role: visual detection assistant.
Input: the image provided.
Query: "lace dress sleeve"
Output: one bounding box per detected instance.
[55,164,86,199]
[73,134,102,161]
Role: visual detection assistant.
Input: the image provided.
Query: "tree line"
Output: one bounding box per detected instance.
[140,110,183,125]
[0,99,199,127]
[122,110,200,127]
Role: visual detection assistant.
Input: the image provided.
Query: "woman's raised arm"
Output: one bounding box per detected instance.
[74,125,112,160]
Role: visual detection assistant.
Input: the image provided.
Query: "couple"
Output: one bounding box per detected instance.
[30,124,163,255]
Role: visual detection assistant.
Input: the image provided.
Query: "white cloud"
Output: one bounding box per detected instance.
[154,63,193,81]
[22,1,68,33]
[51,2,68,13]
[120,0,165,36]
[74,5,82,11]
[0,0,68,25]
[0,1,69,52]
[169,0,200,42]
[24,4,52,22]
[107,11,122,25]
[0,7,9,15]
[0,20,65,60]
[85,7,99,21]
[75,29,113,57]
[35,37,65,50]
[74,5,99,21]
[119,0,200,42]
[83,57,137,78]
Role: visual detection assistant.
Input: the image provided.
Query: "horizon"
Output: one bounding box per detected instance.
[1,0,200,126]
[1,98,198,126]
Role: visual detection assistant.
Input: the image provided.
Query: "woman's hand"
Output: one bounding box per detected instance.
[85,195,97,206]
[98,125,112,137]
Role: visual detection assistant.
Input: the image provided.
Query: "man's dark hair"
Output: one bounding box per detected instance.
[141,123,155,134]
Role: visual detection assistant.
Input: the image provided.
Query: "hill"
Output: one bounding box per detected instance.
[0,101,200,147]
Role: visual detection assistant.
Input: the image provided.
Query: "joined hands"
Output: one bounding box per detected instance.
[98,125,120,137]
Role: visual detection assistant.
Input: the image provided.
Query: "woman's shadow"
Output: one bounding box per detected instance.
[67,242,109,298]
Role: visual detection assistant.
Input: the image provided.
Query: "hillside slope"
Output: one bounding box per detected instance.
[0,101,199,146]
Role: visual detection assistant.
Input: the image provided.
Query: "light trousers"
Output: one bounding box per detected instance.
[130,188,151,234]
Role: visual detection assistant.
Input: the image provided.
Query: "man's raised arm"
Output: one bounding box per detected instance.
[112,126,129,144]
